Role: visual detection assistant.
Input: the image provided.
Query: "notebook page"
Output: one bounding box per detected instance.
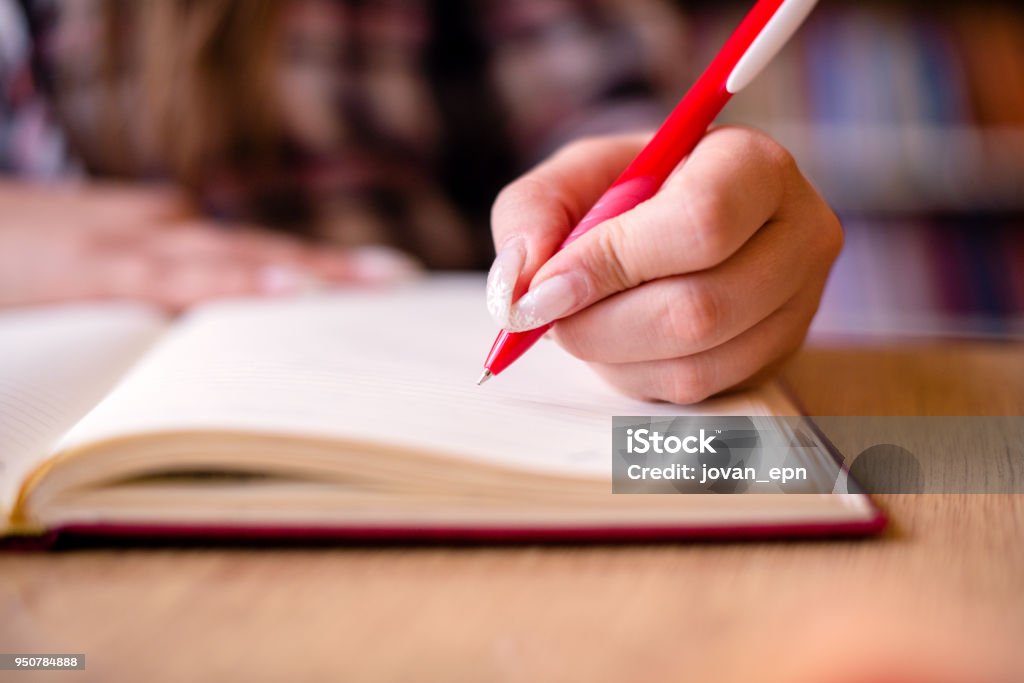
[56,276,794,479]
[0,303,165,514]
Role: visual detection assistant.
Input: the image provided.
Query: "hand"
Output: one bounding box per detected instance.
[487,127,842,404]
[0,182,419,311]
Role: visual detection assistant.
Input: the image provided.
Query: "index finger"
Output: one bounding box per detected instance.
[500,126,799,332]
[487,135,647,322]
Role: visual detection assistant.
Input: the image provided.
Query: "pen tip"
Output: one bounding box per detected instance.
[476,370,493,386]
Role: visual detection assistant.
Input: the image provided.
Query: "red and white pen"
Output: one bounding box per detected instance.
[478,0,819,385]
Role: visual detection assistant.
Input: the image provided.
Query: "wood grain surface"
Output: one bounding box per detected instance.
[2,342,1022,683]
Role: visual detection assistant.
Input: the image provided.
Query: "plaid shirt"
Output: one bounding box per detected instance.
[0,0,691,268]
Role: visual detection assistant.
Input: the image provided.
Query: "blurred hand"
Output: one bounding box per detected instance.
[488,127,842,404]
[0,182,419,311]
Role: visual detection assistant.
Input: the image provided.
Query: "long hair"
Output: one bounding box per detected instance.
[42,0,488,267]
[94,0,284,188]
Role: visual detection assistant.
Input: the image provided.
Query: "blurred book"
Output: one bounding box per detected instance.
[688,1,1024,338]
[811,215,1024,340]
[692,2,1024,214]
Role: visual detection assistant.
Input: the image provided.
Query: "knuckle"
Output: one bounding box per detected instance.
[556,135,604,159]
[820,208,844,261]
[679,190,733,264]
[719,124,764,148]
[105,254,151,296]
[729,126,799,187]
[589,216,635,292]
[552,318,595,361]
[493,175,545,216]
[665,281,721,348]
[802,200,844,267]
[746,128,797,172]
[492,173,574,239]
[556,133,643,160]
[663,359,715,405]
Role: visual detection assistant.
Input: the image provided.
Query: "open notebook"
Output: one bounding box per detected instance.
[0,276,883,544]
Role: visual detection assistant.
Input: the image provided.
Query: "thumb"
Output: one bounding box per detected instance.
[487,134,647,329]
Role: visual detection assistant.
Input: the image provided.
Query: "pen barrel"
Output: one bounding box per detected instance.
[485,82,728,379]
[483,0,806,381]
[561,175,660,247]
[615,1,794,184]
[486,175,661,377]
[622,84,732,184]
[483,325,550,376]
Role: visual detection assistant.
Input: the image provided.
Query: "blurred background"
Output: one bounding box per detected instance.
[694,0,1024,340]
[1,0,1022,338]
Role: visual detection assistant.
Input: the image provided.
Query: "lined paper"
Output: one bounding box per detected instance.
[56,277,791,479]
[0,304,164,514]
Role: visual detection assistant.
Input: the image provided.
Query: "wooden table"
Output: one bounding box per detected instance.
[2,342,1023,682]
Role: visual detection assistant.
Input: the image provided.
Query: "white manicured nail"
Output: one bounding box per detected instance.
[503,272,586,332]
[486,236,526,325]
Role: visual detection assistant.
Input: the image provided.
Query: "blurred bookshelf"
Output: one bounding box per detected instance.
[684,1,1024,338]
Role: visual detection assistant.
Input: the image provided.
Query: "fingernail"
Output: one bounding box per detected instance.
[347,246,422,283]
[257,265,323,295]
[486,236,526,325]
[504,272,586,332]
[258,265,303,294]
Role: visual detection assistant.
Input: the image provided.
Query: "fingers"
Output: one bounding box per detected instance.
[487,134,648,327]
[587,287,821,405]
[0,180,422,310]
[552,208,840,363]
[116,257,268,312]
[67,248,282,312]
[143,223,420,284]
[496,127,844,403]
[81,224,421,312]
[492,127,805,332]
